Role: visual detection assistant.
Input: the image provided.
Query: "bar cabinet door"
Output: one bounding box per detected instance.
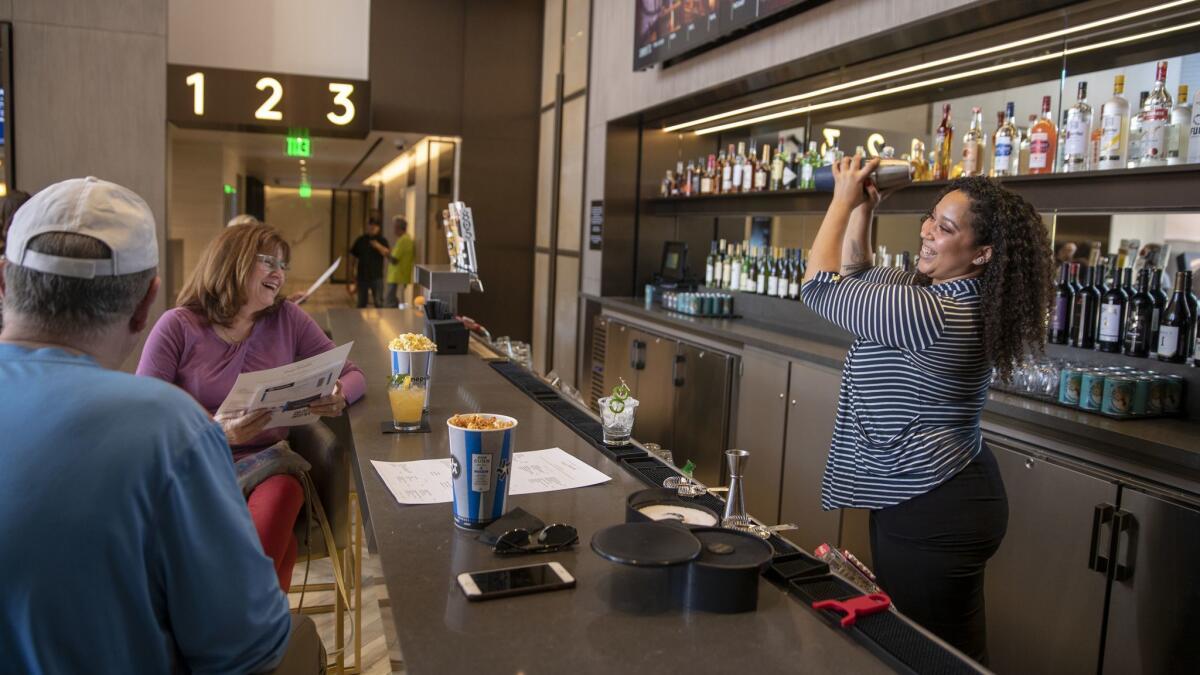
[670,343,733,487]
[602,319,636,395]
[733,348,789,523]
[1101,487,1200,674]
[629,328,677,450]
[984,438,1115,675]
[778,359,843,552]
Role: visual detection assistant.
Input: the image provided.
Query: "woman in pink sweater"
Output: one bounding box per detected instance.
[138,224,365,590]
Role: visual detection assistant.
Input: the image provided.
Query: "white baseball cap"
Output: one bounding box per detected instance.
[5,176,158,278]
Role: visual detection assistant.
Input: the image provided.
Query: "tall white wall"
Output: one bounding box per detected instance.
[167,0,369,78]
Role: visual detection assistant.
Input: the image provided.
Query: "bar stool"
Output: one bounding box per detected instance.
[287,416,364,675]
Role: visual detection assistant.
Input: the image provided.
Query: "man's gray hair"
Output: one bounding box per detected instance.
[3,232,156,336]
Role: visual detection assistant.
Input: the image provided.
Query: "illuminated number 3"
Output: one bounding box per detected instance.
[255,77,284,121]
[327,83,355,126]
[186,71,204,116]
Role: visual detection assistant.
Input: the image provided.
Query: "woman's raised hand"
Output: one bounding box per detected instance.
[831,153,881,211]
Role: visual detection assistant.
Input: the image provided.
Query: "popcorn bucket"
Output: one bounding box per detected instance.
[447,415,518,529]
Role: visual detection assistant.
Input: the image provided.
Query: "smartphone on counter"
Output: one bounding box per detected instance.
[457,561,575,601]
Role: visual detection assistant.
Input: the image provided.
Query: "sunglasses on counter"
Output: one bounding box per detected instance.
[493,523,579,556]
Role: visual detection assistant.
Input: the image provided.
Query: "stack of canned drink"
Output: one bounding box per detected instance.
[1057,366,1185,418]
[658,290,735,318]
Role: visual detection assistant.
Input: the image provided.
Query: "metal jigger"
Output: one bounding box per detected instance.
[721,449,750,527]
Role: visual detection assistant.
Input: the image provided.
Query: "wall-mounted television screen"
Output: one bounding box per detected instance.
[633,0,817,71]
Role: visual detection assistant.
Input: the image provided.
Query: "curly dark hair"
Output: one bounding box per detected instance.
[931,176,1054,383]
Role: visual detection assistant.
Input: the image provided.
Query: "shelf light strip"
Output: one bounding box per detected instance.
[663,0,1198,133]
[693,18,1200,136]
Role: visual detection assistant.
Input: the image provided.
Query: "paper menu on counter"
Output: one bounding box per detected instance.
[371,447,612,505]
[216,342,353,430]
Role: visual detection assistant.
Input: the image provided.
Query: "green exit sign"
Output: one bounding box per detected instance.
[287,135,311,157]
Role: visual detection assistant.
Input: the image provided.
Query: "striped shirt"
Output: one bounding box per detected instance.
[800,267,990,510]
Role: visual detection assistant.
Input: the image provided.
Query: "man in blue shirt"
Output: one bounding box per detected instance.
[0,178,315,673]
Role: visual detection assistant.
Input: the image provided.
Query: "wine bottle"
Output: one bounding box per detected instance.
[1157,271,1194,363]
[1049,262,1074,344]
[1098,267,1131,353]
[1071,266,1100,349]
[705,241,717,287]
[1148,268,1167,355]
[1122,268,1154,357]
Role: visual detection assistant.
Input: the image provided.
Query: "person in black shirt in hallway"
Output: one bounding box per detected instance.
[350,218,389,308]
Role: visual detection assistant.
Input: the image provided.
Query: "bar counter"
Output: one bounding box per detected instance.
[327,308,953,674]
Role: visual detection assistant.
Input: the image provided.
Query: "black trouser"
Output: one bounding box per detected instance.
[356,277,384,308]
[869,444,1008,665]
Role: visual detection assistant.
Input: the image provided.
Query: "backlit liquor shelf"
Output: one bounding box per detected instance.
[645,164,1200,216]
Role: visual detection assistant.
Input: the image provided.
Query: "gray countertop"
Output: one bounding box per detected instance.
[328,307,904,675]
[590,295,1200,496]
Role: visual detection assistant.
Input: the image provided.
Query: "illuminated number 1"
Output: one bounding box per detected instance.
[327,83,356,126]
[186,71,204,116]
[255,77,284,121]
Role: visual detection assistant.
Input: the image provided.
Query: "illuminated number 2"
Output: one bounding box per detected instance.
[255,77,284,121]
[327,83,355,126]
[820,127,841,156]
[186,71,204,115]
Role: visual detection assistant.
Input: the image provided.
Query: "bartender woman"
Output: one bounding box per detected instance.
[800,155,1053,663]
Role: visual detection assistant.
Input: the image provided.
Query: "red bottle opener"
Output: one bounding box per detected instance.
[812,593,892,628]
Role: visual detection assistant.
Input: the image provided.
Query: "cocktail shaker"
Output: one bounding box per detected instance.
[813,159,915,193]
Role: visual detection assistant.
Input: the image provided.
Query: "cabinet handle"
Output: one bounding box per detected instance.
[1111,509,1136,582]
[791,399,797,405]
[1024,459,1034,470]
[631,340,646,370]
[673,354,686,387]
[778,393,784,399]
[1088,503,1115,575]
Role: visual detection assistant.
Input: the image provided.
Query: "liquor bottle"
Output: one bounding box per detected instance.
[1149,268,1168,354]
[1071,265,1100,349]
[1062,82,1093,172]
[660,170,673,197]
[992,102,1018,177]
[1056,110,1069,171]
[700,155,714,194]
[751,248,763,294]
[705,241,717,287]
[1190,89,1200,164]
[931,103,953,180]
[754,144,769,191]
[1098,75,1130,170]
[682,160,694,197]
[692,157,703,195]
[1123,268,1155,357]
[1049,262,1074,344]
[720,240,732,289]
[1018,114,1035,175]
[770,142,784,191]
[781,146,798,190]
[739,245,751,293]
[911,138,930,180]
[1127,91,1151,168]
[1029,96,1057,174]
[961,107,985,176]
[721,146,734,192]
[1098,268,1131,353]
[1157,271,1194,363]
[823,136,842,166]
[776,249,789,299]
[1167,85,1191,166]
[724,243,734,291]
[731,142,746,193]
[1137,61,1173,167]
[742,141,755,192]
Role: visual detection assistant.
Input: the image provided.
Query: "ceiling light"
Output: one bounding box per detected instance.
[693,18,1200,135]
[665,0,1198,133]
